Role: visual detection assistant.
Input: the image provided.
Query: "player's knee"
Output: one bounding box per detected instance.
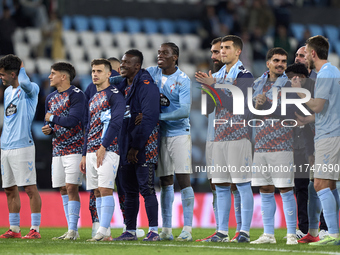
[4,186,17,197]
[93,188,101,197]
[66,184,78,196]
[260,185,275,193]
[24,185,38,198]
[160,175,173,187]
[59,186,67,195]
[279,187,293,193]
[313,179,329,192]
[139,186,156,197]
[177,175,191,190]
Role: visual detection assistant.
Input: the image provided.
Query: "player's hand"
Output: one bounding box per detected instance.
[295,112,315,126]
[96,145,106,168]
[127,148,138,164]
[45,112,53,122]
[195,70,215,86]
[290,76,302,88]
[135,113,143,125]
[291,76,306,98]
[80,156,86,174]
[41,124,52,135]
[255,92,266,109]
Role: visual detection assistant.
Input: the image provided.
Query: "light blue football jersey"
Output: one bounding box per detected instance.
[314,62,340,141]
[1,68,39,150]
[147,66,191,137]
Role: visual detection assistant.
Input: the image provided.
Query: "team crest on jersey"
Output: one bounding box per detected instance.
[5,103,17,116]
[111,88,119,93]
[170,84,176,93]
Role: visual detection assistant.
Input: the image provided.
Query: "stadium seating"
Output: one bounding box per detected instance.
[159,19,176,34]
[176,19,193,34]
[125,17,142,34]
[62,15,72,30]
[86,46,103,61]
[14,42,31,59]
[142,18,159,34]
[62,30,79,49]
[25,28,42,46]
[79,31,97,47]
[74,60,91,76]
[36,58,53,75]
[290,23,305,42]
[307,24,324,37]
[131,33,150,50]
[73,15,90,32]
[97,32,114,48]
[324,24,339,47]
[90,16,107,32]
[108,17,125,33]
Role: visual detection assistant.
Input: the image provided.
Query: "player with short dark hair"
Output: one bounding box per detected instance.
[42,62,85,240]
[251,48,299,245]
[292,35,340,246]
[80,58,125,242]
[147,42,194,241]
[0,54,42,239]
[196,35,254,243]
[112,49,160,241]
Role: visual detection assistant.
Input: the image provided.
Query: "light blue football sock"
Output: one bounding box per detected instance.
[62,194,69,225]
[31,213,41,227]
[181,186,194,228]
[161,185,174,228]
[232,189,241,232]
[68,201,80,231]
[280,190,297,234]
[308,181,321,230]
[9,213,20,227]
[212,189,219,231]
[236,182,253,232]
[100,196,114,229]
[96,197,102,222]
[260,192,276,235]
[216,185,231,232]
[318,188,338,235]
[332,189,340,227]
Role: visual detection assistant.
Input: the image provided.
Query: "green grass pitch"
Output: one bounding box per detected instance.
[0,227,339,255]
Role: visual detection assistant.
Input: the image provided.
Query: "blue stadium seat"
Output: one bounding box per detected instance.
[192,20,201,33]
[176,19,192,34]
[125,17,142,34]
[90,16,107,32]
[307,24,324,37]
[324,25,339,45]
[159,19,176,34]
[107,17,125,33]
[62,15,72,30]
[73,15,90,32]
[80,75,93,92]
[290,23,305,42]
[142,18,158,34]
[334,41,340,56]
